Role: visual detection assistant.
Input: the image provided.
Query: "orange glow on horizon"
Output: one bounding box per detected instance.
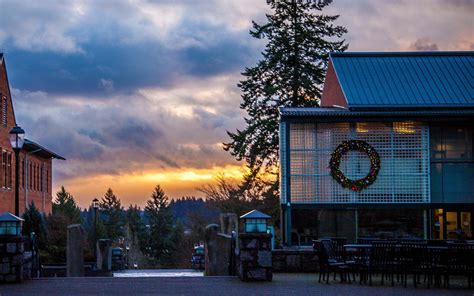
[53,165,248,209]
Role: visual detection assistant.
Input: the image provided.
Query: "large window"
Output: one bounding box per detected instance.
[46,167,49,193]
[2,96,7,127]
[431,125,473,161]
[282,122,430,204]
[29,162,32,190]
[21,158,25,188]
[1,150,12,189]
[430,125,474,203]
[290,209,356,245]
[358,209,424,239]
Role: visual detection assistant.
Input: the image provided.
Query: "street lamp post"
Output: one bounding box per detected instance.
[92,198,100,231]
[9,126,25,217]
[91,198,100,256]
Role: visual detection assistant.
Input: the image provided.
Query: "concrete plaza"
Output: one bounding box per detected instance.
[0,273,472,296]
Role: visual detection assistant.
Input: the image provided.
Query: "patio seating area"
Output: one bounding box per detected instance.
[314,238,474,289]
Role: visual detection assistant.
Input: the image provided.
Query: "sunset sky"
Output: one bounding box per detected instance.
[0,0,472,208]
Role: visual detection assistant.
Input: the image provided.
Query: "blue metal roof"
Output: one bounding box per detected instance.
[280,107,474,118]
[0,212,24,222]
[240,210,271,219]
[330,51,474,109]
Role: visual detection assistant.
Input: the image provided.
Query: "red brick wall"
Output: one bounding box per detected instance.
[320,60,347,108]
[0,57,53,216]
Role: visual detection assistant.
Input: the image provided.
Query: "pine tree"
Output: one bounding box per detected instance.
[100,188,123,240]
[125,204,147,253]
[53,186,81,224]
[224,0,348,175]
[163,221,185,267]
[22,202,47,248]
[145,185,173,265]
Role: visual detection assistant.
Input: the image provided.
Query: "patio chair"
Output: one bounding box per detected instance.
[314,240,350,284]
[399,242,426,288]
[367,241,397,286]
[446,243,474,288]
[330,238,357,281]
[425,246,449,288]
[329,237,347,262]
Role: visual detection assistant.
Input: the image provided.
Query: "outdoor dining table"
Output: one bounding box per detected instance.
[343,244,372,249]
[344,244,450,249]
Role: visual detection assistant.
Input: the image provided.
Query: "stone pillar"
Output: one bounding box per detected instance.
[237,233,272,281]
[0,236,24,282]
[67,224,84,277]
[204,224,232,276]
[96,239,112,271]
[220,213,238,235]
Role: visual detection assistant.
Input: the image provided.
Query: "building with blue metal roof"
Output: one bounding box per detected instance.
[279,51,474,246]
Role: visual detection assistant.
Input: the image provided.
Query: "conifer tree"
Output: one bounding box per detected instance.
[100,188,123,240]
[145,185,173,264]
[53,186,81,224]
[224,0,348,175]
[125,204,147,253]
[43,187,81,262]
[22,202,47,248]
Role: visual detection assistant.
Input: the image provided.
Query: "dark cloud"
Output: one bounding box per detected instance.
[442,0,474,8]
[20,115,104,160]
[5,23,255,97]
[409,38,439,51]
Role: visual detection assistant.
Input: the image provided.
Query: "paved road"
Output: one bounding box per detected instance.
[0,273,471,296]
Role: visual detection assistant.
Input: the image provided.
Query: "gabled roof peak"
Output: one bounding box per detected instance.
[0,212,24,222]
[240,209,271,219]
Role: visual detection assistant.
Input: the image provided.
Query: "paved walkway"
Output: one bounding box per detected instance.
[0,273,471,296]
[113,269,203,277]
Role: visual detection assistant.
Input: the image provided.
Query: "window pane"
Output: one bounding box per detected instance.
[443,127,473,160]
[358,209,424,239]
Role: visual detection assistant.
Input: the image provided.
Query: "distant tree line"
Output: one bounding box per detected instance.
[22,185,218,268]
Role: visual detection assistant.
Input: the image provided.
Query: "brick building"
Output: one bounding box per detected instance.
[0,54,64,215]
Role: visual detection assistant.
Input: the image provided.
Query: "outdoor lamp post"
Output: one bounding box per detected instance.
[92,198,99,227]
[0,212,24,237]
[91,198,100,252]
[240,209,271,233]
[9,126,25,217]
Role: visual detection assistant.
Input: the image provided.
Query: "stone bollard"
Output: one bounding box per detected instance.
[96,239,112,271]
[67,224,84,277]
[204,224,232,276]
[237,233,272,281]
[219,213,238,235]
[0,236,24,282]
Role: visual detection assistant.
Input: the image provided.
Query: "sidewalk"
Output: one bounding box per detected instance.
[0,273,471,296]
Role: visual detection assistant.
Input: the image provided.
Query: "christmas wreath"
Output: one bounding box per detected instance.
[329,140,381,192]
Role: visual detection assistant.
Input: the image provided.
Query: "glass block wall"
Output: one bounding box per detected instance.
[280,121,430,204]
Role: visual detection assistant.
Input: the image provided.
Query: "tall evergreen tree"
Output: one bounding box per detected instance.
[100,188,123,240]
[22,202,47,248]
[163,221,185,267]
[145,185,174,264]
[53,186,81,224]
[125,204,147,253]
[224,0,348,175]
[42,187,81,263]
